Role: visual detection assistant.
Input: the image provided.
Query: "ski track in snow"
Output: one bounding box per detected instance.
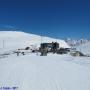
[0,54,90,90]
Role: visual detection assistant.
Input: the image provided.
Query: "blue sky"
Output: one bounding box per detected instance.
[0,0,90,39]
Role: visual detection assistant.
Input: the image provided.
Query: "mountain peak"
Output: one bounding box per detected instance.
[0,31,70,53]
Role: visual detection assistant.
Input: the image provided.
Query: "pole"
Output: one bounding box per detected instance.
[41,34,43,44]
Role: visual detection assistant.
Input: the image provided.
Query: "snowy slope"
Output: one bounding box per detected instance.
[0,54,90,90]
[0,31,90,90]
[76,42,90,55]
[0,31,69,53]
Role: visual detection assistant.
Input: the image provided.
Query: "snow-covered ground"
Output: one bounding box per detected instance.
[0,31,90,90]
[0,31,69,54]
[76,42,90,55]
[0,54,90,90]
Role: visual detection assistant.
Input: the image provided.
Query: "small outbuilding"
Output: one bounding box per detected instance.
[39,42,59,56]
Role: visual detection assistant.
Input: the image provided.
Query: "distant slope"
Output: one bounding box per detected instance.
[0,31,69,53]
[76,42,90,55]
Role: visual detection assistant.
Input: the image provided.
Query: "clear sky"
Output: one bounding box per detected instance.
[0,0,90,39]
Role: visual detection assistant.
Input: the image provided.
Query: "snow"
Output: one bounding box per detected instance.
[66,38,89,46]
[0,31,90,90]
[76,42,90,55]
[0,31,70,54]
[0,54,90,90]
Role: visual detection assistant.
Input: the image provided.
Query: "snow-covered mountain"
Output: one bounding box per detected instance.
[76,42,90,55]
[0,31,90,90]
[0,31,69,53]
[65,38,89,46]
[65,38,90,55]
